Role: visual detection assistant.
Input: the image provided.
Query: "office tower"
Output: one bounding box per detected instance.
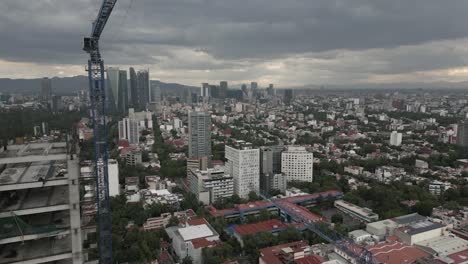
[51,95,62,113]
[106,67,120,112]
[228,89,243,101]
[137,70,150,110]
[251,82,258,90]
[0,142,83,263]
[40,77,52,102]
[225,140,260,199]
[281,146,313,182]
[118,117,139,145]
[260,147,274,194]
[209,85,219,98]
[267,84,275,96]
[188,167,234,204]
[201,83,210,98]
[129,67,138,108]
[188,112,212,159]
[220,81,228,99]
[284,89,294,105]
[457,121,468,147]
[118,70,128,113]
[150,83,161,103]
[389,131,403,146]
[241,84,248,94]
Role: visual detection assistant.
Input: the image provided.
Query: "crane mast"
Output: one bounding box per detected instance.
[83,0,118,263]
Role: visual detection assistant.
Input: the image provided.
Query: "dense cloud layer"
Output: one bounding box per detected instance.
[1,0,468,86]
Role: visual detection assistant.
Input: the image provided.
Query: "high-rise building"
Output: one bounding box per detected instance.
[260,146,284,194]
[188,167,234,204]
[137,70,150,110]
[457,121,468,147]
[118,70,128,113]
[225,140,260,199]
[210,85,219,98]
[51,95,62,113]
[267,84,275,96]
[389,131,403,146]
[251,82,258,90]
[107,67,120,112]
[150,83,161,104]
[129,67,138,108]
[118,117,139,145]
[201,83,210,98]
[284,89,294,105]
[0,142,82,263]
[220,81,228,98]
[188,112,212,159]
[40,77,52,102]
[281,146,313,182]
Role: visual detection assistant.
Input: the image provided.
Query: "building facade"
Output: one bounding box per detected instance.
[389,131,403,146]
[118,117,139,145]
[281,146,313,182]
[188,112,212,159]
[457,121,468,147]
[40,77,52,102]
[0,142,83,263]
[188,167,234,204]
[225,140,260,198]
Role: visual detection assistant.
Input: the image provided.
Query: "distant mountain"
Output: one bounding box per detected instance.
[0,76,198,96]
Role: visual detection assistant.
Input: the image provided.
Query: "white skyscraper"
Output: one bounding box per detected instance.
[281,146,313,182]
[108,159,120,197]
[225,140,260,199]
[389,131,403,146]
[118,117,139,145]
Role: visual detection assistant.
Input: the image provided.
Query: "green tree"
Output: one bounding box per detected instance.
[181,256,193,264]
[331,213,344,224]
[167,216,180,227]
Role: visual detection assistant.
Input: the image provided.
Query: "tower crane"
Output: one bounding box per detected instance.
[83,0,118,262]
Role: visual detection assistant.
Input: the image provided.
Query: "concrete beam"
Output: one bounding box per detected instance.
[0,154,68,165]
[9,253,72,264]
[0,204,70,218]
[0,179,68,192]
[0,230,70,245]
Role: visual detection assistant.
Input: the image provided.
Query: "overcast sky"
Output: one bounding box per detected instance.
[1,0,468,87]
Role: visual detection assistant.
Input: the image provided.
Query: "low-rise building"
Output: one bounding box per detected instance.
[429,180,452,195]
[334,200,379,223]
[394,221,447,245]
[165,218,220,264]
[227,219,290,247]
[188,166,234,204]
[259,240,325,264]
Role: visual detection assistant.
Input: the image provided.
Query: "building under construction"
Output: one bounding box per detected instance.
[0,142,82,263]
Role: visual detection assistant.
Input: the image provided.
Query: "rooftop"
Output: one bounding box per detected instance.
[178,224,214,241]
[399,221,445,236]
[416,236,468,256]
[367,241,430,264]
[392,213,426,226]
[0,143,68,164]
[232,219,289,236]
[334,200,378,219]
[436,248,468,264]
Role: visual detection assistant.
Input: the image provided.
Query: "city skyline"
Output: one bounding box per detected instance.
[2,1,468,87]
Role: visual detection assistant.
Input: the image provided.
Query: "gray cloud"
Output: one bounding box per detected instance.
[1,0,468,85]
